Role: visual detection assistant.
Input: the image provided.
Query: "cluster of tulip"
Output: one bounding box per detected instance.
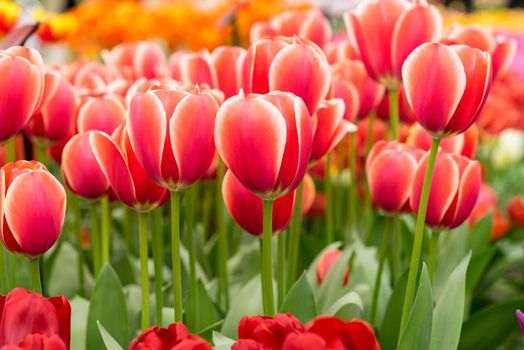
[0,0,524,349]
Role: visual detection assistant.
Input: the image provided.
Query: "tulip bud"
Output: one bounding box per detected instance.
[507,196,524,227]
[237,314,304,349]
[129,322,212,350]
[0,161,66,257]
[316,249,349,286]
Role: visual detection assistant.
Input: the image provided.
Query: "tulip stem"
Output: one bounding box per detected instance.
[286,181,304,291]
[6,137,16,163]
[390,215,402,284]
[370,216,391,326]
[0,247,7,294]
[151,208,164,326]
[123,207,134,255]
[348,134,357,243]
[186,185,198,328]
[90,203,101,276]
[399,137,441,339]
[171,191,183,322]
[428,230,439,281]
[30,258,42,294]
[216,158,229,309]
[363,114,375,233]
[277,231,286,308]
[261,200,275,315]
[72,194,85,296]
[100,196,111,267]
[138,212,150,329]
[325,153,334,244]
[389,88,399,140]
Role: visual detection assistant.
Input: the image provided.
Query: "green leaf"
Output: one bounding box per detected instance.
[86,265,129,350]
[280,273,317,323]
[71,296,89,350]
[221,274,263,338]
[316,248,352,312]
[186,279,221,334]
[213,331,235,350]
[97,321,124,350]
[430,253,471,350]
[325,291,363,320]
[458,297,524,350]
[466,247,496,294]
[380,272,407,350]
[468,213,493,253]
[398,264,433,350]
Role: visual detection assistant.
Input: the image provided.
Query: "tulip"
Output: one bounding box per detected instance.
[77,95,126,134]
[507,196,524,227]
[0,288,70,348]
[376,85,415,125]
[211,46,246,98]
[62,61,114,97]
[442,24,517,79]
[316,249,349,286]
[124,77,179,106]
[305,317,379,350]
[1,334,67,350]
[516,310,524,333]
[468,184,510,241]
[323,40,359,64]
[169,50,218,88]
[280,333,326,350]
[0,47,45,143]
[129,322,212,350]
[237,313,304,349]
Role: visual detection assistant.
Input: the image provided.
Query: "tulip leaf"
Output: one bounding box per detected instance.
[186,279,221,335]
[280,273,317,323]
[458,297,524,350]
[380,272,408,350]
[97,321,124,350]
[71,296,90,350]
[316,248,352,312]
[325,291,363,320]
[221,274,264,338]
[398,264,433,350]
[86,265,129,350]
[212,331,235,350]
[468,213,493,253]
[466,247,496,294]
[430,252,471,350]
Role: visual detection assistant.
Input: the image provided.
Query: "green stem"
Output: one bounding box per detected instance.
[390,215,401,284]
[428,230,439,281]
[72,194,85,296]
[186,185,198,328]
[35,144,48,165]
[123,207,134,254]
[100,196,111,267]
[90,202,101,276]
[325,153,334,244]
[366,113,375,155]
[202,182,212,239]
[348,134,357,242]
[389,88,399,140]
[277,231,286,308]
[370,217,391,325]
[30,258,42,294]
[216,158,229,309]
[0,247,7,294]
[6,137,16,163]
[363,115,375,232]
[286,182,304,291]
[152,209,164,326]
[138,212,150,329]
[261,200,275,315]
[398,137,441,338]
[171,191,183,322]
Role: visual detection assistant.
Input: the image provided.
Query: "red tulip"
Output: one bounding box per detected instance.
[127,86,219,191]
[305,317,379,350]
[0,161,66,257]
[129,322,212,350]
[367,141,422,214]
[242,36,331,114]
[407,124,464,155]
[442,24,517,79]
[222,170,295,236]
[211,46,246,98]
[281,333,326,350]
[170,50,218,88]
[402,43,492,137]
[507,196,524,227]
[411,152,481,229]
[376,85,416,124]
[237,314,304,350]
[77,95,126,134]
[215,90,313,199]
[0,288,70,348]
[0,47,45,142]
[89,128,170,211]
[316,249,349,286]
[344,0,442,86]
[310,99,357,163]
[468,184,511,240]
[0,334,67,350]
[62,133,110,199]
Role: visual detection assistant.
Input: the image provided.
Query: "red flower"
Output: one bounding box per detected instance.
[316,249,349,286]
[129,322,211,350]
[508,196,524,227]
[0,288,70,348]
[0,334,67,350]
[238,314,304,350]
[305,317,380,350]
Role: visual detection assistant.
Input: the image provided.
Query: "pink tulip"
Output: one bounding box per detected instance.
[316,249,349,286]
[222,170,296,236]
[402,43,492,137]
[366,141,422,213]
[211,46,246,98]
[62,61,114,97]
[301,173,316,217]
[376,84,415,124]
[169,50,218,88]
[310,99,357,163]
[77,94,126,134]
[0,161,66,257]
[331,78,360,122]
[344,0,442,86]
[124,77,179,106]
[61,133,110,199]
[442,24,517,79]
[0,47,45,142]
[411,152,481,229]
[323,40,359,64]
[215,90,313,199]
[127,86,219,191]
[89,128,170,211]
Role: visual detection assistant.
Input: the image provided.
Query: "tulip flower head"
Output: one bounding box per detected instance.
[468,183,511,240]
[402,43,492,138]
[215,90,313,200]
[129,322,211,350]
[507,196,524,227]
[316,249,349,286]
[77,94,126,134]
[0,161,66,257]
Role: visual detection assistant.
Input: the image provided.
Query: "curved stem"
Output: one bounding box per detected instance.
[171,191,183,322]
[388,88,399,140]
[216,158,229,309]
[325,153,334,244]
[138,212,150,329]
[399,137,441,338]
[152,208,164,326]
[277,231,286,308]
[428,230,439,281]
[286,182,304,291]
[100,196,111,267]
[261,200,275,315]
[370,217,391,325]
[30,258,42,294]
[90,202,101,276]
[348,134,357,243]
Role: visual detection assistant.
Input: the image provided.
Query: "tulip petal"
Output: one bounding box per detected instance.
[212,46,246,98]
[343,321,380,350]
[77,95,126,134]
[449,156,481,228]
[492,37,517,79]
